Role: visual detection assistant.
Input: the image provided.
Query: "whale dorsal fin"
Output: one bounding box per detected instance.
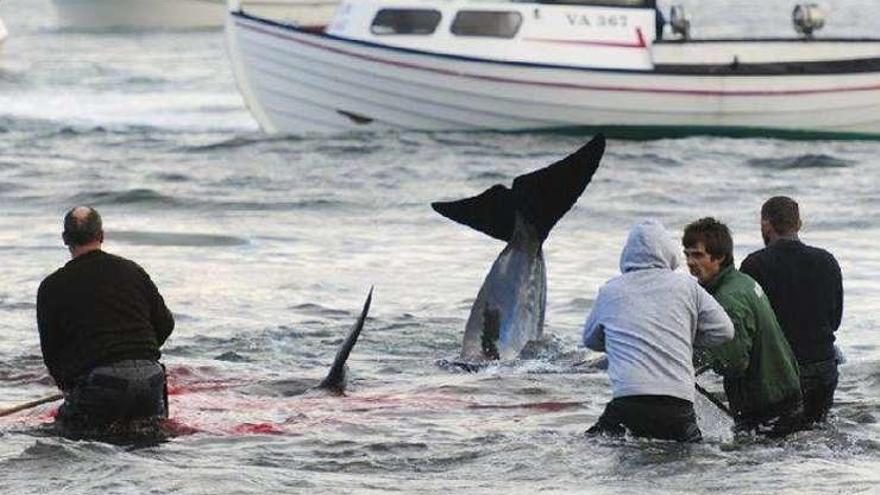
[317,287,373,394]
[431,134,605,242]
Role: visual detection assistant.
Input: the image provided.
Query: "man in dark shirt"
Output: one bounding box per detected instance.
[37,206,175,427]
[740,196,843,425]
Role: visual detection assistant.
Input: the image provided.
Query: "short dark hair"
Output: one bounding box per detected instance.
[682,217,734,267]
[761,196,800,235]
[62,206,103,246]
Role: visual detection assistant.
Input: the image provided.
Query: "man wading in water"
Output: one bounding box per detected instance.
[37,206,174,431]
[683,218,803,437]
[741,196,844,426]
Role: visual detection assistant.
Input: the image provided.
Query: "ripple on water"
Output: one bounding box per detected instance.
[747,154,855,170]
[151,172,192,183]
[68,188,180,207]
[109,230,248,247]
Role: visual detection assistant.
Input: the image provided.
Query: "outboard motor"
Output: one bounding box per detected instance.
[793,4,825,38]
[669,5,691,40]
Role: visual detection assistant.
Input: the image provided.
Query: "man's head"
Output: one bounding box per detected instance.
[62,206,104,254]
[760,196,801,245]
[619,219,680,273]
[682,217,733,285]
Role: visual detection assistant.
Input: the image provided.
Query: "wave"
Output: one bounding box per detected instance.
[212,198,350,211]
[469,171,508,181]
[313,143,385,158]
[68,188,181,207]
[64,188,351,212]
[151,172,192,183]
[177,134,299,152]
[109,230,249,247]
[0,182,22,194]
[617,152,683,168]
[747,154,855,170]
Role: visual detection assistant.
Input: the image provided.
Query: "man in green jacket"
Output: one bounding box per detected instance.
[682,217,802,436]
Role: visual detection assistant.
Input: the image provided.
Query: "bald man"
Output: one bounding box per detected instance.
[37,206,174,427]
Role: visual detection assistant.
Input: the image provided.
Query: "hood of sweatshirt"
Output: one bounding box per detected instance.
[619,219,680,273]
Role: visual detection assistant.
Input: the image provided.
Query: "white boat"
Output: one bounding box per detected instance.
[225,0,880,139]
[52,0,338,30]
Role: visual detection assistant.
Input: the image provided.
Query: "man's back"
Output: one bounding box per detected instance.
[588,268,733,401]
[741,239,842,365]
[37,250,174,389]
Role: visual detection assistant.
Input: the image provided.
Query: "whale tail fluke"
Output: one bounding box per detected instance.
[431,184,515,242]
[431,134,606,242]
[317,287,373,394]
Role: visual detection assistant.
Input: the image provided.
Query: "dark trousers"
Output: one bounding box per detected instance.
[57,360,167,427]
[800,358,838,425]
[587,395,702,442]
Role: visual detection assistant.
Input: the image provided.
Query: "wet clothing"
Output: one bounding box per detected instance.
[37,250,174,391]
[799,357,839,424]
[741,238,843,423]
[700,265,802,433]
[587,395,702,442]
[57,360,167,425]
[583,220,733,441]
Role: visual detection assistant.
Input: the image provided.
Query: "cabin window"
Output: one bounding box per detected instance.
[370,9,442,35]
[451,11,523,38]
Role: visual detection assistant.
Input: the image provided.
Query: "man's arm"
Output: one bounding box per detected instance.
[829,254,843,332]
[693,286,735,348]
[36,281,64,390]
[700,300,751,377]
[582,293,606,352]
[142,269,174,346]
[740,254,763,288]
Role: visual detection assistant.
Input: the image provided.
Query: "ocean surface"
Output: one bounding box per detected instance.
[1,1,879,493]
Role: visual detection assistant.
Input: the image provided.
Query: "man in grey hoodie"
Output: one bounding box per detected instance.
[583,219,734,442]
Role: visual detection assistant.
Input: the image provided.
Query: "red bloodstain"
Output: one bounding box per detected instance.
[232,422,285,435]
[467,400,586,412]
[159,418,201,436]
[167,381,236,396]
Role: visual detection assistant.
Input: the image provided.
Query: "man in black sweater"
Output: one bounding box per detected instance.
[37,206,175,427]
[740,196,843,425]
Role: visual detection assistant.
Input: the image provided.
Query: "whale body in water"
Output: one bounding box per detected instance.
[432,136,606,363]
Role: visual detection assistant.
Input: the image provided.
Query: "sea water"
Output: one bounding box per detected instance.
[1,1,878,493]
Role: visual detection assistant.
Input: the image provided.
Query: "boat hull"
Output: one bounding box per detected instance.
[227,12,880,139]
[238,0,339,29]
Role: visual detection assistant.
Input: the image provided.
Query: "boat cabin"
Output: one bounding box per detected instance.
[325,0,660,70]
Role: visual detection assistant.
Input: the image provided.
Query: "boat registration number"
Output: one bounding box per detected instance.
[565,13,629,28]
